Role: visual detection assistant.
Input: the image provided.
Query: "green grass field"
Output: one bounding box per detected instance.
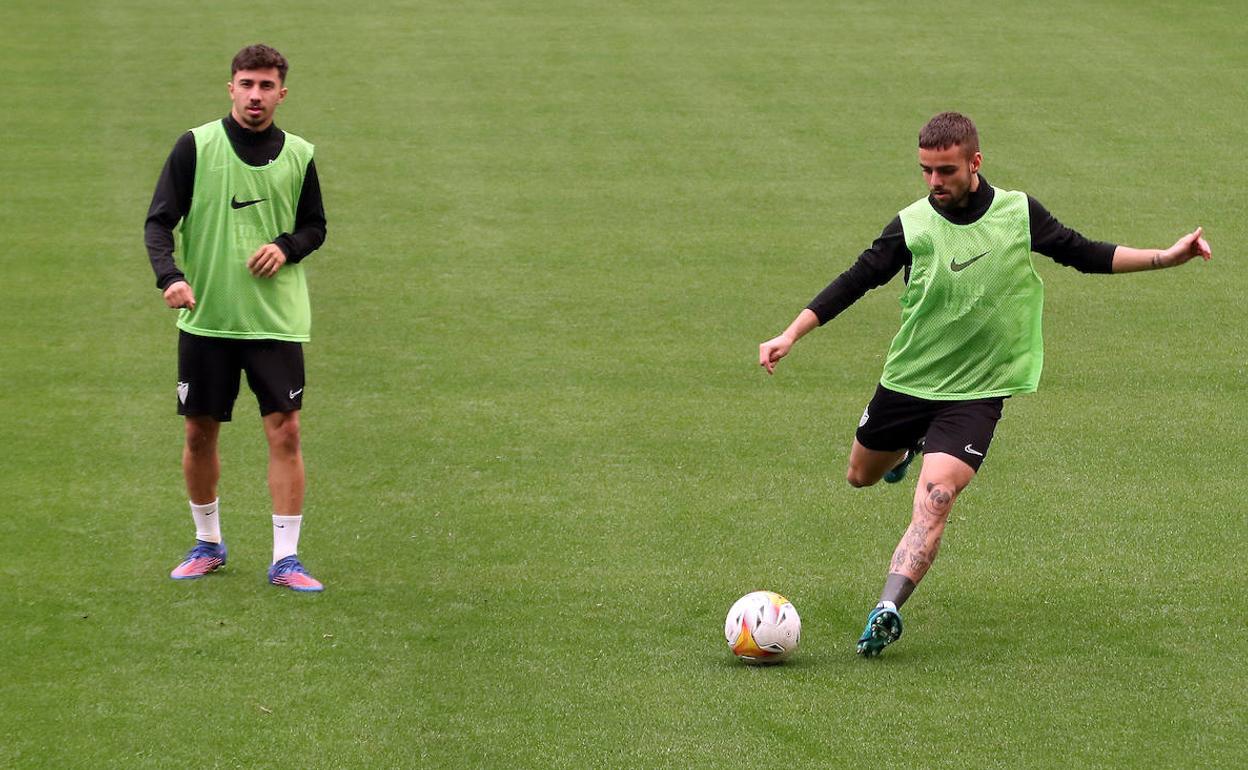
[1,1,1244,766]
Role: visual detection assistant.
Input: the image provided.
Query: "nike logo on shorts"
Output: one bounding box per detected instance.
[964,444,984,457]
[289,388,303,399]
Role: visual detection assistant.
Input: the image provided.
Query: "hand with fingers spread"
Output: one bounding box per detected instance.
[247,243,288,278]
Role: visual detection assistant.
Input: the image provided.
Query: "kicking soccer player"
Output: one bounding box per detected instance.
[145,44,328,591]
[758,112,1210,655]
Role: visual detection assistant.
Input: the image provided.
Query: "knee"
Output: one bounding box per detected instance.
[846,467,877,489]
[265,413,301,455]
[917,480,956,520]
[184,421,217,455]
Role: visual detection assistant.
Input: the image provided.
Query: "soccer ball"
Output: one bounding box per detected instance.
[724,590,801,663]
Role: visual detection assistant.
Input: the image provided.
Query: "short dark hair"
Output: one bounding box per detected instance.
[231,44,288,82]
[919,112,979,157]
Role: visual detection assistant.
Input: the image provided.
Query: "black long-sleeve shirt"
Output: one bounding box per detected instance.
[807,176,1116,324]
[144,114,326,290]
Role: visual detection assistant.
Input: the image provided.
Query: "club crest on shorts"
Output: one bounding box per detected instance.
[177,381,189,404]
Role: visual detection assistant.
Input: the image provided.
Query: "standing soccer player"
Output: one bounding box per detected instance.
[758,112,1210,655]
[145,44,328,591]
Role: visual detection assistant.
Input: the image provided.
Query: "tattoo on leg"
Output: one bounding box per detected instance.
[891,548,907,571]
[921,482,953,517]
[906,523,930,549]
[893,482,956,581]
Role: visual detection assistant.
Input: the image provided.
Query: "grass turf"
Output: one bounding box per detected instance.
[0,0,1244,767]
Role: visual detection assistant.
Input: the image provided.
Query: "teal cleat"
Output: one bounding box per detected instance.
[883,439,924,484]
[856,604,903,657]
[882,451,915,484]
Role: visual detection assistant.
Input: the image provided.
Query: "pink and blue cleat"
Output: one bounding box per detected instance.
[268,555,324,592]
[170,540,227,579]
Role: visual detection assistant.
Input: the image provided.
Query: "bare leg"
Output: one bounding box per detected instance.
[263,410,304,515]
[184,417,221,505]
[859,452,978,655]
[884,452,977,603]
[846,439,909,488]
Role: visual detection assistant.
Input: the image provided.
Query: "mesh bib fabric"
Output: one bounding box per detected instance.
[176,120,314,341]
[881,187,1044,400]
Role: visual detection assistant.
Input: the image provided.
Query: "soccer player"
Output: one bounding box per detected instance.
[145,44,328,592]
[758,112,1210,656]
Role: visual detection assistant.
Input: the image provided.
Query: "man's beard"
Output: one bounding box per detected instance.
[932,188,969,210]
[240,106,266,127]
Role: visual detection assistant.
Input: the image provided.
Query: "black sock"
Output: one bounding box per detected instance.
[880,573,917,608]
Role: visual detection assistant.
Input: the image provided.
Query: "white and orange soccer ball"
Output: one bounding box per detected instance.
[724,590,801,663]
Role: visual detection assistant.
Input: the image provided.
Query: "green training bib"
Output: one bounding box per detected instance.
[176,120,314,341]
[881,187,1044,400]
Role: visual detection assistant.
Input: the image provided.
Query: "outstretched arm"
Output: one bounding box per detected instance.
[761,219,909,375]
[759,309,820,374]
[1112,227,1211,273]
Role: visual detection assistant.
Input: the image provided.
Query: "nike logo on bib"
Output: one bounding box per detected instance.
[950,250,989,272]
[231,195,265,209]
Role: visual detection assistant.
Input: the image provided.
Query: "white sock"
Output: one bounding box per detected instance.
[876,600,898,612]
[272,514,302,563]
[191,499,221,543]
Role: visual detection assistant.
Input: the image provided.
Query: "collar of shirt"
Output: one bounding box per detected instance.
[221,114,285,166]
[931,173,994,226]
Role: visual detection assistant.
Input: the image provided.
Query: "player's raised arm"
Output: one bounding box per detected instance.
[1111,226,1212,273]
[759,309,820,374]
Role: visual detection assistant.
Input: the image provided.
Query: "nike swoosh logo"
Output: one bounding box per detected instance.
[289,388,303,399]
[950,250,989,272]
[231,195,265,209]
[964,444,984,457]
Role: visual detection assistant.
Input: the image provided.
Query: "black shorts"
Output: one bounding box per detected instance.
[855,383,1004,471]
[177,331,304,421]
